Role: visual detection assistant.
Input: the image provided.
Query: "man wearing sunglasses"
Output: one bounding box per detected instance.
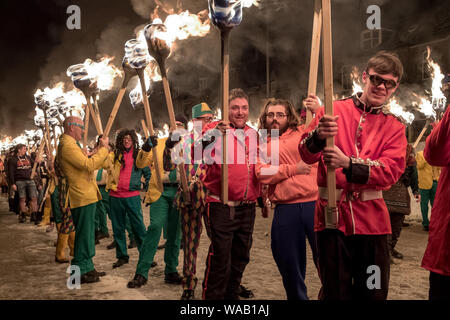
[57,116,110,284]
[299,51,407,300]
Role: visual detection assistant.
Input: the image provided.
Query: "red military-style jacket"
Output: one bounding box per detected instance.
[201,121,261,203]
[299,95,407,235]
[422,105,450,276]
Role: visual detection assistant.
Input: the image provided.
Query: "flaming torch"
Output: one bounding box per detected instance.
[124,38,163,191]
[143,22,190,202]
[208,0,244,204]
[34,90,54,157]
[104,57,138,137]
[412,48,447,148]
[67,57,122,139]
[426,47,447,121]
[66,63,102,136]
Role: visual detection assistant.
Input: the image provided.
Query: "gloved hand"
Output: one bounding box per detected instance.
[165,131,181,149]
[142,135,158,152]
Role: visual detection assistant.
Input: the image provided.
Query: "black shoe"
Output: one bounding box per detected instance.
[93,269,106,277]
[35,212,43,225]
[239,285,254,299]
[113,258,129,269]
[402,222,410,227]
[151,261,157,268]
[128,239,137,249]
[127,274,147,288]
[95,238,100,245]
[30,212,36,222]
[423,226,429,231]
[106,240,116,250]
[164,272,182,284]
[391,249,403,260]
[80,271,100,284]
[18,212,26,223]
[181,289,195,300]
[157,241,166,250]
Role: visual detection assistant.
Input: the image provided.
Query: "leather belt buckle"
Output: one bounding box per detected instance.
[348,191,360,201]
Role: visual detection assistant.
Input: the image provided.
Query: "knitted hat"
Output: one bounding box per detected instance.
[192,102,213,119]
[175,114,188,127]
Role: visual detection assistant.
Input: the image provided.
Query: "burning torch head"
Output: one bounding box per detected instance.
[208,0,243,31]
[34,115,45,128]
[48,118,59,128]
[67,64,96,95]
[34,91,51,109]
[143,23,171,65]
[33,135,40,144]
[53,95,70,116]
[124,39,151,70]
[129,87,145,110]
[46,106,60,119]
[122,57,139,78]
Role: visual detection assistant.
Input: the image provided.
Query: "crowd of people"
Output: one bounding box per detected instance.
[0,50,449,300]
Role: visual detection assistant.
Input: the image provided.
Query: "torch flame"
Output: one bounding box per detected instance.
[351,67,363,95]
[426,46,447,113]
[387,98,415,125]
[242,0,260,8]
[137,9,211,53]
[82,56,123,91]
[157,124,170,138]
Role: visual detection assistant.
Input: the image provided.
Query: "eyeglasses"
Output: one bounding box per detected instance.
[368,74,398,89]
[266,112,287,120]
[68,122,85,130]
[123,136,133,142]
[197,116,213,123]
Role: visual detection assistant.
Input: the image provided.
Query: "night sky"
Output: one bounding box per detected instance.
[0,0,446,138]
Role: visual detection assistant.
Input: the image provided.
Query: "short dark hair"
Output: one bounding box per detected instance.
[365,51,404,82]
[229,88,249,104]
[15,144,27,155]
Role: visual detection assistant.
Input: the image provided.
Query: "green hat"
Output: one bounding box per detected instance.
[192,102,213,119]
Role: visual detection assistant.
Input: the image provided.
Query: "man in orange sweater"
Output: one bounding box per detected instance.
[256,98,319,300]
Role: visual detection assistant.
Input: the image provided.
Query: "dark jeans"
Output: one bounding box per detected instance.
[271,201,318,300]
[387,212,405,251]
[317,229,390,300]
[429,272,450,300]
[202,202,256,300]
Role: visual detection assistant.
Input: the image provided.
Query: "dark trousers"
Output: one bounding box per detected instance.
[387,212,405,251]
[271,201,318,300]
[202,202,256,300]
[429,272,450,300]
[317,229,390,300]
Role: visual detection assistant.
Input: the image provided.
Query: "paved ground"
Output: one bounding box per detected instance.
[0,193,431,300]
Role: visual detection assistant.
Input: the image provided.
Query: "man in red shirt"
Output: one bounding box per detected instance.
[299,51,407,299]
[421,98,449,300]
[200,88,265,300]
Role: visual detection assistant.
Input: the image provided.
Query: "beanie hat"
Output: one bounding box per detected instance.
[192,102,213,119]
[175,114,188,127]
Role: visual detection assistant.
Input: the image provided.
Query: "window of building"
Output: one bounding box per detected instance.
[360,29,382,50]
[199,78,208,90]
